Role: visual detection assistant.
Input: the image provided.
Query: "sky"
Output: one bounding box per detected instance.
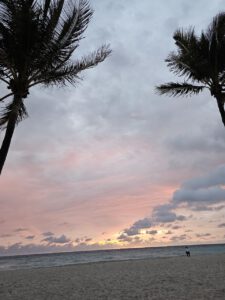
[0,0,225,256]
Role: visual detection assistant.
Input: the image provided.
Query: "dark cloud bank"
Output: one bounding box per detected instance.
[119,165,225,240]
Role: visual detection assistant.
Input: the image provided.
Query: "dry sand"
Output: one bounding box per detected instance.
[0,254,224,300]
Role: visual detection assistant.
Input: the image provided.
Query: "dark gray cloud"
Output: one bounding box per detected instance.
[42,232,54,237]
[131,218,152,229]
[74,236,92,243]
[182,165,225,190]
[170,165,225,211]
[166,134,225,153]
[123,227,140,237]
[14,228,28,233]
[123,217,152,236]
[152,204,186,223]
[166,231,173,235]
[170,234,187,242]
[0,234,11,238]
[146,230,158,235]
[0,243,75,256]
[196,233,211,238]
[173,186,225,205]
[42,234,71,245]
[117,234,133,242]
[158,165,225,217]
[151,166,224,220]
[117,233,143,244]
[25,235,35,240]
[85,238,92,242]
[172,225,182,230]
[191,205,216,212]
[0,241,119,256]
[127,164,225,237]
[153,206,181,223]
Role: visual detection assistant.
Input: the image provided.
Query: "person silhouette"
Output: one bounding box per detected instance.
[185,246,190,257]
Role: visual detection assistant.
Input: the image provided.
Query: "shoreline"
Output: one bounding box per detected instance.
[0,253,224,299]
[0,252,224,272]
[0,242,224,259]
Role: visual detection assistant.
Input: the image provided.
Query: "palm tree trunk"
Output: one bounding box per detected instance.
[216,96,225,127]
[0,95,21,175]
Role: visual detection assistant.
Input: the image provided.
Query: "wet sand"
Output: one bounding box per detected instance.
[0,253,224,299]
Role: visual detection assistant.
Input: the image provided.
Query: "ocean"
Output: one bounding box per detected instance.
[0,243,224,271]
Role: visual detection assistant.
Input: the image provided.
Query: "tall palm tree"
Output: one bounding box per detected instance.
[156,12,225,128]
[0,0,111,174]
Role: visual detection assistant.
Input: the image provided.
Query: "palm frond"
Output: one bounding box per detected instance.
[205,12,225,74]
[31,0,92,71]
[0,0,111,89]
[72,45,112,73]
[32,45,111,87]
[173,27,197,54]
[156,82,206,97]
[0,99,28,129]
[166,28,211,83]
[206,12,225,42]
[0,92,13,102]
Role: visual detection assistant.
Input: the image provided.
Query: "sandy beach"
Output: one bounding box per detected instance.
[0,253,224,300]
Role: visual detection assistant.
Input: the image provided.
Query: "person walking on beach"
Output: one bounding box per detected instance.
[185,246,190,257]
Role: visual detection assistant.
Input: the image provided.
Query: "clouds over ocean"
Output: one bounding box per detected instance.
[1,0,225,254]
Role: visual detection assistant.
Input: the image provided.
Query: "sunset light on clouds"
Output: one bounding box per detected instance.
[1,0,225,256]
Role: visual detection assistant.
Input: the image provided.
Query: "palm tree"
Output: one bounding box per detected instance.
[0,0,111,175]
[156,12,225,128]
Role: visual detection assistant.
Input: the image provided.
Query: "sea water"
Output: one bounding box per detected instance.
[0,243,224,271]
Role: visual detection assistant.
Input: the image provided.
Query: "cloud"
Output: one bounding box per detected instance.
[0,243,75,256]
[173,186,225,205]
[166,230,173,235]
[182,165,225,190]
[132,218,152,229]
[123,227,140,236]
[85,238,92,242]
[171,225,182,230]
[117,233,144,245]
[115,164,225,246]
[196,233,211,238]
[42,234,71,245]
[146,230,158,235]
[122,217,152,237]
[146,165,225,228]
[25,235,35,240]
[218,223,225,228]
[117,234,133,242]
[170,234,187,241]
[0,234,11,238]
[14,228,28,233]
[42,232,54,237]
[74,237,92,243]
[191,204,225,211]
[152,204,186,223]
[171,165,225,210]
